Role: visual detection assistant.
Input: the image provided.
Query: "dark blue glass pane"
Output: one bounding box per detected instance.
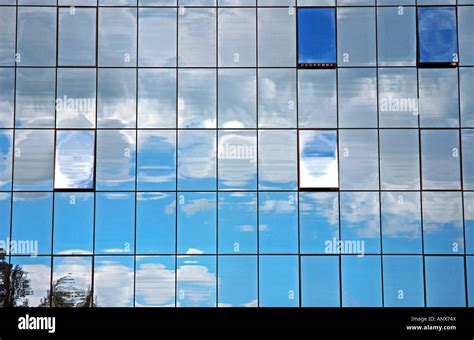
[298,8,336,65]
[418,7,458,64]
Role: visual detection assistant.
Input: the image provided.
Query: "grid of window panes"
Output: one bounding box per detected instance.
[0,0,473,308]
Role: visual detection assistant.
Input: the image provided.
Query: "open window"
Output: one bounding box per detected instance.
[54,130,95,191]
[417,7,458,68]
[297,8,336,69]
[298,130,339,191]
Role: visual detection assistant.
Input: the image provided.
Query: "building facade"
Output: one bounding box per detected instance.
[0,0,473,307]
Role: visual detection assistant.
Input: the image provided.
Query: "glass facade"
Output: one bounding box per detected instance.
[0,0,473,308]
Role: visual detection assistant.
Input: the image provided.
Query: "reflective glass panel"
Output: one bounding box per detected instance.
[259,256,299,307]
[421,130,461,190]
[381,192,422,254]
[95,192,135,255]
[383,256,424,307]
[177,192,216,255]
[425,256,466,307]
[299,130,338,190]
[136,193,176,254]
[0,130,12,190]
[218,192,257,254]
[259,192,298,254]
[422,192,464,254]
[218,130,257,190]
[54,131,95,191]
[462,130,474,189]
[53,193,94,255]
[0,8,15,66]
[342,256,382,307]
[135,256,175,307]
[301,256,340,307]
[0,68,14,128]
[418,7,458,64]
[52,257,93,307]
[300,192,339,254]
[137,130,176,191]
[177,255,216,307]
[94,256,134,307]
[218,256,257,307]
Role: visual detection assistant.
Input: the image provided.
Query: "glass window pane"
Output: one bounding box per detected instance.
[425,256,465,307]
[99,8,137,67]
[338,68,377,128]
[98,69,136,128]
[468,257,474,307]
[459,6,474,66]
[13,130,54,191]
[258,8,296,67]
[383,256,424,307]
[52,257,93,307]
[54,131,95,191]
[419,69,459,128]
[136,193,176,254]
[178,130,216,190]
[300,192,339,254]
[421,130,461,190]
[377,7,416,66]
[218,69,256,128]
[299,130,338,190]
[177,192,216,255]
[258,69,296,128]
[135,256,175,307]
[218,256,257,307]
[95,192,135,255]
[378,68,418,127]
[10,256,51,307]
[218,130,257,190]
[380,129,420,190]
[178,69,216,128]
[59,8,96,66]
[460,68,474,127]
[94,256,134,307]
[177,255,216,307]
[0,68,14,128]
[138,8,176,67]
[298,8,336,66]
[423,192,464,254]
[465,192,474,254]
[0,193,10,243]
[59,0,97,4]
[100,0,137,4]
[258,130,297,190]
[96,130,136,191]
[218,192,257,254]
[298,69,337,128]
[0,130,13,191]
[259,256,299,307]
[53,193,94,255]
[462,129,474,189]
[218,8,256,67]
[0,8,15,66]
[342,256,382,307]
[301,256,340,307]
[337,8,376,67]
[341,192,381,254]
[259,192,298,254]
[339,129,379,190]
[57,69,96,129]
[12,192,53,255]
[137,130,176,191]
[140,0,177,5]
[381,192,422,254]
[178,8,216,67]
[418,7,458,64]
[138,69,176,129]
[16,68,56,128]
[17,7,56,66]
